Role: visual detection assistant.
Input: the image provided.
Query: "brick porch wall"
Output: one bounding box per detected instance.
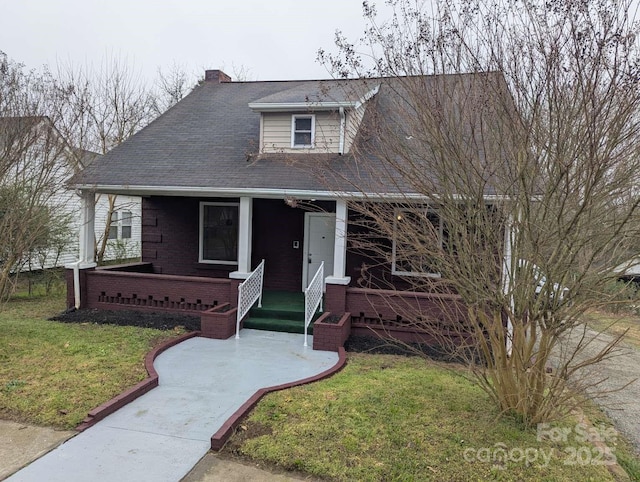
[322,284,471,345]
[74,267,233,313]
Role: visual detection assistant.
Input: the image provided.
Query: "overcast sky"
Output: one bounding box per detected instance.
[0,0,382,82]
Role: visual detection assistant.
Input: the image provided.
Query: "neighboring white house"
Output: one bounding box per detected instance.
[0,116,141,272]
[50,191,142,269]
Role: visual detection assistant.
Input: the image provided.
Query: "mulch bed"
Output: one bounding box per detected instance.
[51,309,459,361]
[345,335,453,359]
[50,308,201,331]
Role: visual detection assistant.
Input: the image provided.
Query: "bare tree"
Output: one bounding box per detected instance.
[0,52,76,299]
[152,62,198,115]
[52,55,157,263]
[319,0,640,425]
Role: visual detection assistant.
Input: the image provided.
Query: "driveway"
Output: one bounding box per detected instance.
[563,327,640,455]
[6,330,340,482]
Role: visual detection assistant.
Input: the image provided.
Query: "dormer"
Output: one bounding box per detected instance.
[248,82,379,155]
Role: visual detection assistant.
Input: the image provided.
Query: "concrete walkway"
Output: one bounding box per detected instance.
[6,330,339,482]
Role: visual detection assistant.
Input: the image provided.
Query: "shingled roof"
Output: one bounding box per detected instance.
[69,71,515,198]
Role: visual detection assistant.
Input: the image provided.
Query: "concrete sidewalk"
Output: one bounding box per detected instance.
[4,330,339,481]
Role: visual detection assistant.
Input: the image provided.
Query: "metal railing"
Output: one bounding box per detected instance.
[304,261,324,347]
[236,259,265,339]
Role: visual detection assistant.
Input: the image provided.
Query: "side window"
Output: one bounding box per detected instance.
[121,211,132,239]
[108,211,119,240]
[108,210,133,240]
[392,208,443,277]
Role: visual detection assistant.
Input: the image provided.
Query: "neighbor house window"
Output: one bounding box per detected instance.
[291,114,315,148]
[199,202,239,264]
[392,207,443,277]
[108,211,132,240]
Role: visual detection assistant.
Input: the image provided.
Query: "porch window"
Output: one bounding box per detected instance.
[291,114,315,148]
[392,207,443,277]
[199,202,239,264]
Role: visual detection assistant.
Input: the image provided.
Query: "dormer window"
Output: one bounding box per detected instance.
[292,115,315,148]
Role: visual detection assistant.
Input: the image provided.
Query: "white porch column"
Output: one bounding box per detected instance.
[501,214,515,355]
[65,191,96,310]
[78,191,97,268]
[230,196,253,279]
[326,198,351,285]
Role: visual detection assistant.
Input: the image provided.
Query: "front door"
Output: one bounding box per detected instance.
[303,213,335,290]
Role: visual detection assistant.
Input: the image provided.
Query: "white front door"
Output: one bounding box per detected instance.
[303,213,335,290]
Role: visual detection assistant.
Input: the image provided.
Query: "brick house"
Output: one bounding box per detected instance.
[66,70,513,350]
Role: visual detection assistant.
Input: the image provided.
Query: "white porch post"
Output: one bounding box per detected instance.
[502,214,515,355]
[230,196,253,279]
[78,191,97,268]
[65,190,97,310]
[326,198,351,285]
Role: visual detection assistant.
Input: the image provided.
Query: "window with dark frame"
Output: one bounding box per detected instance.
[200,203,239,264]
[392,208,444,277]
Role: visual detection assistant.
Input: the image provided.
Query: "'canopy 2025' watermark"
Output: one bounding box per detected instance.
[462,422,618,469]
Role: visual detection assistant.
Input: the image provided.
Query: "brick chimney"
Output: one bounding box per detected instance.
[204,70,232,83]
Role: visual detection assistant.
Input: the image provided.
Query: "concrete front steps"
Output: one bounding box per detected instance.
[243,307,311,334]
[242,291,319,334]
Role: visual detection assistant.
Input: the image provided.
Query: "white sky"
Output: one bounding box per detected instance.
[0,0,380,82]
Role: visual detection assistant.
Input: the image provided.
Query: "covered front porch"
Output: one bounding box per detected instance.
[67,192,473,351]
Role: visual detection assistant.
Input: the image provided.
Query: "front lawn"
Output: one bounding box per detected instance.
[1,292,637,480]
[0,294,184,428]
[225,353,632,481]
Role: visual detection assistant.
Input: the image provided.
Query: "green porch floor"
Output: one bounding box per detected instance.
[243,291,316,334]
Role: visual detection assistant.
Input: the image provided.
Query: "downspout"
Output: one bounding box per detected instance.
[338,107,345,155]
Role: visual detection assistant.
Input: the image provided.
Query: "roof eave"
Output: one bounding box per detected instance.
[248,101,358,112]
[70,183,514,203]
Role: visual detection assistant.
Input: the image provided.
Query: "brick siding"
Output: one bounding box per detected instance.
[82,268,232,313]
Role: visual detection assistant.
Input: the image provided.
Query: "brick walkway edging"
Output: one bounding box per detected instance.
[210,347,347,451]
[75,332,347,451]
[76,331,199,432]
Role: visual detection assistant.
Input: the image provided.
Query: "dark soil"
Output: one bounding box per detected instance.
[321,314,341,324]
[50,308,201,331]
[345,335,459,361]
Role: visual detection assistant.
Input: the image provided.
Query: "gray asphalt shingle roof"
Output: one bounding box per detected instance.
[71,79,354,192]
[70,72,514,197]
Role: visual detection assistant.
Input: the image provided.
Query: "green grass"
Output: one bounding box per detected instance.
[584,310,640,348]
[0,293,183,429]
[226,353,633,481]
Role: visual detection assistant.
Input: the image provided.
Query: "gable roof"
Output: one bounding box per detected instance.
[69,72,516,199]
[0,116,83,173]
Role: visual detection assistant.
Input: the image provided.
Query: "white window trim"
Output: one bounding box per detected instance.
[291,114,315,148]
[199,201,240,265]
[391,207,442,278]
[108,210,132,241]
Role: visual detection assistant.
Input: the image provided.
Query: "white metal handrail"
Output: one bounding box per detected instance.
[304,261,324,347]
[236,259,265,339]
